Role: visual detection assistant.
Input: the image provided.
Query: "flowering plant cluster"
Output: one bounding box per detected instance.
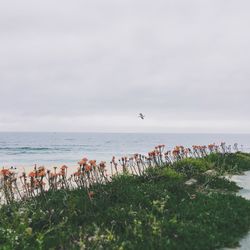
[0,142,239,204]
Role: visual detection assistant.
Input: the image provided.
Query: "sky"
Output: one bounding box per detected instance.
[0,0,250,133]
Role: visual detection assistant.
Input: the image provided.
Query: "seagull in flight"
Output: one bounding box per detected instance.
[138,113,145,119]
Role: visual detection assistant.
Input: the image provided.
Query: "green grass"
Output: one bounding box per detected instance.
[1,153,250,250]
[206,152,250,173]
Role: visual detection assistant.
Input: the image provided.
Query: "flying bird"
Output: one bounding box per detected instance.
[138,113,145,119]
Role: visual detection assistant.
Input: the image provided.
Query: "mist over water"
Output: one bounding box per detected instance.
[0,132,249,168]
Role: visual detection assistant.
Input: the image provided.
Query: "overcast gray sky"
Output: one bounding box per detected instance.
[0,0,250,133]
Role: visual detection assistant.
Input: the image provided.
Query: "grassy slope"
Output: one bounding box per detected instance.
[1,152,250,250]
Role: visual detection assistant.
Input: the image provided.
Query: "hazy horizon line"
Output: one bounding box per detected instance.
[0,131,249,135]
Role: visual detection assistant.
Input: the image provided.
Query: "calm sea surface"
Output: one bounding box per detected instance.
[0,132,249,168]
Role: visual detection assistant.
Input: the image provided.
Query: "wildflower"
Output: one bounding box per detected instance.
[85,164,92,172]
[61,165,68,170]
[38,170,46,177]
[89,160,97,167]
[78,158,88,166]
[99,161,106,169]
[38,166,45,171]
[60,171,66,177]
[28,171,35,178]
[60,165,68,176]
[88,191,94,200]
[0,168,11,176]
[73,171,81,177]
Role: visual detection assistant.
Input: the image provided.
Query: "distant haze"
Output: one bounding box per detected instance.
[0,0,250,133]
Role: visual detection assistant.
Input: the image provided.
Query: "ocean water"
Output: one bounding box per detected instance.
[0,132,249,168]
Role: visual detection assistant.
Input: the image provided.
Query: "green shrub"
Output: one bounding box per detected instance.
[1,153,250,249]
[172,158,210,177]
[206,152,250,173]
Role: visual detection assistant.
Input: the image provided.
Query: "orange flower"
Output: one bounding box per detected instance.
[38,166,45,171]
[78,158,88,165]
[89,160,97,167]
[85,164,92,172]
[38,170,46,177]
[148,151,156,157]
[0,168,11,176]
[88,191,94,199]
[61,165,68,170]
[73,171,81,177]
[28,171,35,178]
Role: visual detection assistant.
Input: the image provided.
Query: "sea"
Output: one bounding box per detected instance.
[0,132,250,169]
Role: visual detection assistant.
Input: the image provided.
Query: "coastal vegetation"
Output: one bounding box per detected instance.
[1,143,250,249]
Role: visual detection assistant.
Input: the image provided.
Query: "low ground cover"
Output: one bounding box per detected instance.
[1,152,250,249]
